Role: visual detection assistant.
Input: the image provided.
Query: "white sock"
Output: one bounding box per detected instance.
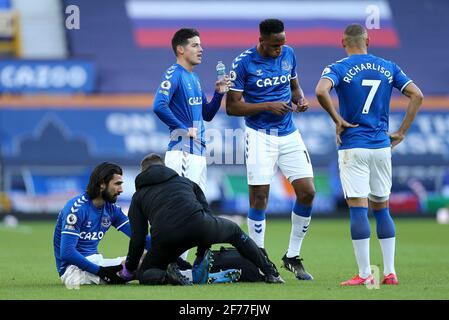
[352,238,371,278]
[179,269,193,282]
[247,218,265,248]
[379,237,396,275]
[287,214,311,258]
[179,250,189,261]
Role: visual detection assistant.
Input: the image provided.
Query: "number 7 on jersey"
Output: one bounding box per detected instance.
[361,79,381,114]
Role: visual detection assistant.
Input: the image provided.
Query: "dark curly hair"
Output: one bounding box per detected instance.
[259,19,284,36]
[86,162,122,199]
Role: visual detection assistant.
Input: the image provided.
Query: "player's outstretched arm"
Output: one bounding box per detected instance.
[202,91,224,122]
[389,82,423,148]
[226,90,291,116]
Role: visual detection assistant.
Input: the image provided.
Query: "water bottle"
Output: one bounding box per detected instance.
[216,61,228,93]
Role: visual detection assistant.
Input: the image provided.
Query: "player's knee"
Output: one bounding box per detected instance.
[298,188,316,204]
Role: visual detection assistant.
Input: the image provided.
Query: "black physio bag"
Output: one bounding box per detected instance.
[210,247,264,282]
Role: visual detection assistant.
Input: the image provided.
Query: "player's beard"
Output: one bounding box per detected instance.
[101,189,118,203]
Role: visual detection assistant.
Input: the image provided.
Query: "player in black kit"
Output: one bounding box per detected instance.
[122,154,284,285]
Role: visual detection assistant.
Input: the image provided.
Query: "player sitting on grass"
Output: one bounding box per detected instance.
[53,162,150,287]
[53,161,240,287]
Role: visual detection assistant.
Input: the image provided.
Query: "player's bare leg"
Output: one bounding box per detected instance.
[247,185,270,249]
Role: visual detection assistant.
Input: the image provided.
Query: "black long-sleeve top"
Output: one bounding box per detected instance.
[125,165,210,271]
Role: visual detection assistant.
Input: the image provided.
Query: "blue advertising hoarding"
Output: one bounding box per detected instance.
[0,60,96,93]
[0,106,448,214]
[1,108,448,162]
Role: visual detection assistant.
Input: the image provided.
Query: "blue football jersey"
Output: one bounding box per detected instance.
[153,64,207,155]
[321,54,412,149]
[53,193,129,276]
[230,46,298,136]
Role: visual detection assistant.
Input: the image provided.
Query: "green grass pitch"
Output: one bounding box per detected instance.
[1,218,448,300]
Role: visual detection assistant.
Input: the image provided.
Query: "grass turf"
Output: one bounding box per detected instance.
[0,218,448,300]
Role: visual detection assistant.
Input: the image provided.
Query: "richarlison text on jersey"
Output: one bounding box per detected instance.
[343,63,394,84]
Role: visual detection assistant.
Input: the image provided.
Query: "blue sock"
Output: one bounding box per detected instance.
[373,208,396,239]
[349,207,370,240]
[248,208,265,221]
[293,202,312,217]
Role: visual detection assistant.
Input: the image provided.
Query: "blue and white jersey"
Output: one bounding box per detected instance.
[230,45,298,136]
[321,54,412,150]
[153,63,222,156]
[53,193,129,276]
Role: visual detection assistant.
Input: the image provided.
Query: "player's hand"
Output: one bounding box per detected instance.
[215,75,232,94]
[336,120,358,146]
[267,102,291,115]
[119,262,136,282]
[187,127,198,139]
[389,131,405,148]
[294,97,309,112]
[97,265,127,285]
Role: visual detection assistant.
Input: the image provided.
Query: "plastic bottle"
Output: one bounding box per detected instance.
[216,61,228,93]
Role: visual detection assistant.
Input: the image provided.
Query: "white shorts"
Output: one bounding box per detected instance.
[60,254,125,288]
[165,150,207,193]
[245,127,314,185]
[338,147,392,199]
